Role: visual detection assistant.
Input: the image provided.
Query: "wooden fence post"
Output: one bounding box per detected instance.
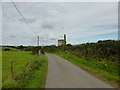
[10,59,14,80]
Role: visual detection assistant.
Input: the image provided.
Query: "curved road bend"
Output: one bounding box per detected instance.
[45,53,113,88]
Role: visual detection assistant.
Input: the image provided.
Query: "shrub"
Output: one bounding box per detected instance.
[3,48,11,51]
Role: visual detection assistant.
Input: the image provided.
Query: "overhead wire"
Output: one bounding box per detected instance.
[11,1,38,45]
[11,1,36,35]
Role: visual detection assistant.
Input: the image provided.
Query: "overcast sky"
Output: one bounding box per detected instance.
[2,2,118,46]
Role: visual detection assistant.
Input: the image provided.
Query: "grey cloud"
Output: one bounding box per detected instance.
[41,24,54,30]
[61,26,64,29]
[10,35,17,38]
[19,17,36,23]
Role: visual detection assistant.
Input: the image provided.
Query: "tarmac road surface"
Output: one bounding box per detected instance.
[45,53,113,88]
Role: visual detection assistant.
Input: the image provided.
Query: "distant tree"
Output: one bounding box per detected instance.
[17,45,24,50]
[4,48,11,51]
[66,44,72,46]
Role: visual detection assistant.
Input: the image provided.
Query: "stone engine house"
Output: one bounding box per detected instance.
[58,34,66,46]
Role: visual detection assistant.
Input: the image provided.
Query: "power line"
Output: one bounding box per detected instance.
[11,1,36,35]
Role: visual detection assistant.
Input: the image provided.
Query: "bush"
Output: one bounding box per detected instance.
[41,49,45,54]
[31,47,45,55]
[3,48,11,51]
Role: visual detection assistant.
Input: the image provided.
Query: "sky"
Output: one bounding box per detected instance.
[1,2,118,46]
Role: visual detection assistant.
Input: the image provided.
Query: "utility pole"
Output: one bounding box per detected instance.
[38,36,39,46]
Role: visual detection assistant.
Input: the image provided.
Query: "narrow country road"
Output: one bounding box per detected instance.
[45,53,113,88]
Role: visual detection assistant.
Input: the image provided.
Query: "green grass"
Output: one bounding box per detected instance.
[2,49,48,88]
[55,52,119,87]
[25,55,48,88]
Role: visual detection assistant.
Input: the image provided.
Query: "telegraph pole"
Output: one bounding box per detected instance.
[38,36,39,46]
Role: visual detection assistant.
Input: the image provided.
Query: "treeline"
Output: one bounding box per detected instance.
[43,40,119,64]
[2,45,45,55]
[3,40,119,64]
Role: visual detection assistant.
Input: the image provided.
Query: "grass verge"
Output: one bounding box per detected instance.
[54,52,119,87]
[2,51,48,88]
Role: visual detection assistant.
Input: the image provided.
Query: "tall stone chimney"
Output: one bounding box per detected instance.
[64,34,66,44]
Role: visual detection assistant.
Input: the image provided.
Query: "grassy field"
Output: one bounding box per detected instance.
[55,52,119,87]
[2,48,48,88]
